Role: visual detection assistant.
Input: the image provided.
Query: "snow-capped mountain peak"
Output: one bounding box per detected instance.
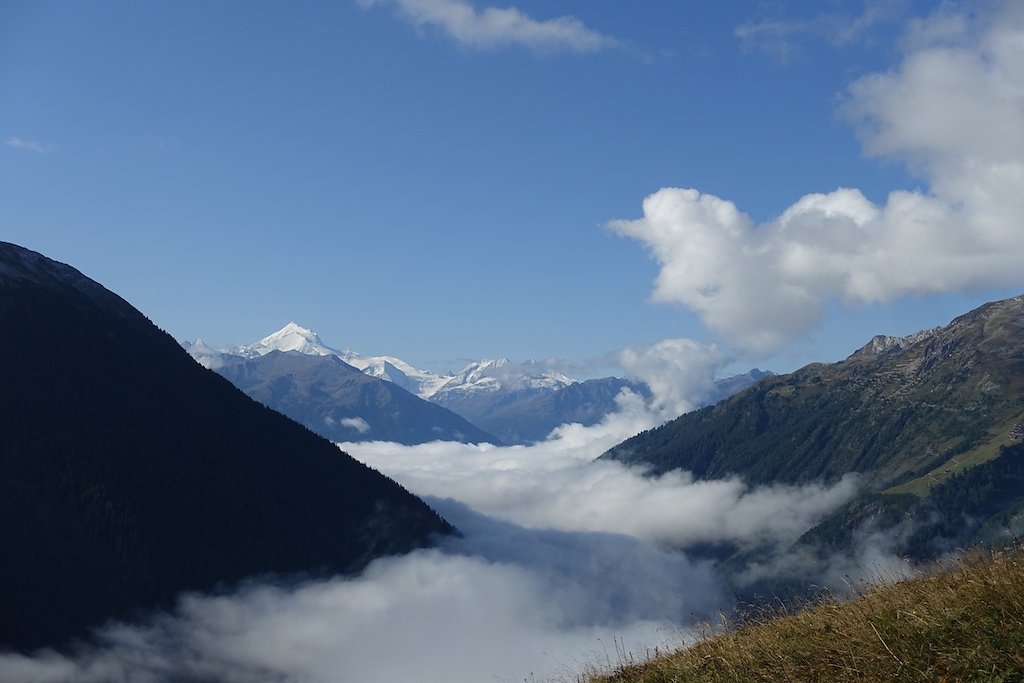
[339,353,439,396]
[187,323,576,401]
[432,358,574,398]
[235,322,341,358]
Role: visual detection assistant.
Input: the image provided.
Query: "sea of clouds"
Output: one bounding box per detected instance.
[0,387,870,683]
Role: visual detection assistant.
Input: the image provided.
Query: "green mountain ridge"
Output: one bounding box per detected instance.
[604,295,1024,490]
[602,294,1024,556]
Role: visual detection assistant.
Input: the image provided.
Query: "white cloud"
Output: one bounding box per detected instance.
[0,546,698,683]
[613,2,1024,357]
[843,3,1024,174]
[6,136,55,154]
[618,338,724,419]
[343,418,859,550]
[339,416,371,433]
[358,0,619,54]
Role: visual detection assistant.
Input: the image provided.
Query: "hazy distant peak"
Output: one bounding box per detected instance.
[186,338,218,353]
[435,357,575,397]
[183,338,233,369]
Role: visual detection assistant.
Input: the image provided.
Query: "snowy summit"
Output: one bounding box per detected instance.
[187,323,579,400]
[233,323,341,358]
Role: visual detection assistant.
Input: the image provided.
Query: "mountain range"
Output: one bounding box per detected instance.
[221,322,572,402]
[189,324,611,445]
[0,241,453,651]
[211,349,498,445]
[190,324,772,445]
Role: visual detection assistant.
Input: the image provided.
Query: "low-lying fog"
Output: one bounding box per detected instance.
[2,388,878,683]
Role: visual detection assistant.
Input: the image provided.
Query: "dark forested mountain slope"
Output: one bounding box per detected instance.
[603,295,1024,493]
[0,242,453,651]
[214,350,498,445]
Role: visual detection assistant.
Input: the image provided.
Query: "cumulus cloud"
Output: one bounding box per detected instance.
[358,0,619,54]
[6,136,55,154]
[843,3,1024,176]
[618,338,724,418]
[614,2,1024,357]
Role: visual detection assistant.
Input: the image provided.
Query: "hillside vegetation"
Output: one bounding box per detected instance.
[603,296,1024,493]
[601,295,1024,560]
[589,546,1024,683]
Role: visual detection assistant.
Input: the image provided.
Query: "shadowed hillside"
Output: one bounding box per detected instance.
[0,242,454,651]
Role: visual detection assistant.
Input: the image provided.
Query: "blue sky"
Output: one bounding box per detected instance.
[3,0,1022,376]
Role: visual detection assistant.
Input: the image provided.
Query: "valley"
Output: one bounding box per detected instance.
[3,240,1024,682]
[6,3,1024,678]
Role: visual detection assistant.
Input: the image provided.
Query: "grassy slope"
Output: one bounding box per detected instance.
[588,548,1024,683]
[885,412,1024,496]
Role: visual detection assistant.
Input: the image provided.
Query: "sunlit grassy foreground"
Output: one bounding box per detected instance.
[586,547,1024,682]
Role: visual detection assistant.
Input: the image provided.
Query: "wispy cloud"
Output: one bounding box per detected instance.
[614,1,1024,357]
[358,0,619,54]
[736,1,906,61]
[6,136,55,154]
[340,416,371,433]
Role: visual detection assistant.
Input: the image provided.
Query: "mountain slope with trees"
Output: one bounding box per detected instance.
[0,241,453,652]
[603,296,1024,496]
[603,296,1024,559]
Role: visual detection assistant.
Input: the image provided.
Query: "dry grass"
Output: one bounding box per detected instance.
[587,547,1024,682]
